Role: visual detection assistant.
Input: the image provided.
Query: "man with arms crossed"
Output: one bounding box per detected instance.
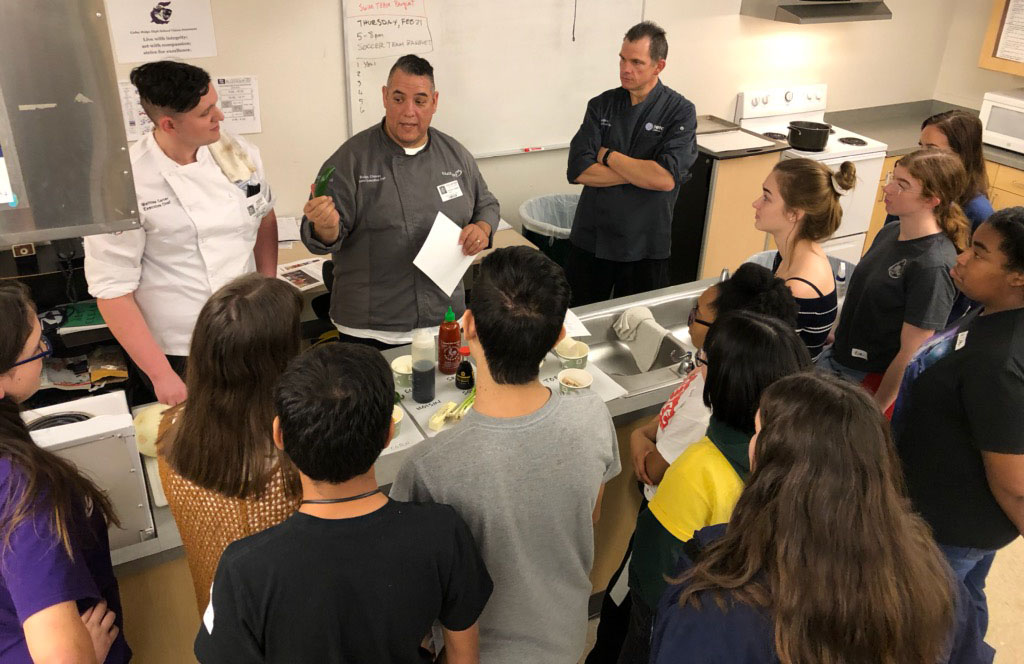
[195,343,492,663]
[84,61,278,405]
[302,54,499,349]
[392,247,621,663]
[566,21,697,305]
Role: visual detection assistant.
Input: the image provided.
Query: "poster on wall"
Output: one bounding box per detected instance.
[996,0,1024,64]
[118,75,261,142]
[105,0,217,63]
[0,144,14,206]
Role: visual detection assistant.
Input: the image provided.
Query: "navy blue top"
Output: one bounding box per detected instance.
[771,252,837,361]
[567,80,697,261]
[649,525,992,664]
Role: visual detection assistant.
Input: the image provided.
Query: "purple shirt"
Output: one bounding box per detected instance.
[0,459,131,663]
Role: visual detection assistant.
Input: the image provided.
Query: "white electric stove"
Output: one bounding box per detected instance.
[735,84,888,263]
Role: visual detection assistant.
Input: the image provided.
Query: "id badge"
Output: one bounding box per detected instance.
[246,183,272,219]
[437,180,463,202]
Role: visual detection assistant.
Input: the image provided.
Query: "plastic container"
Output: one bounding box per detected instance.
[438,306,462,375]
[519,193,579,267]
[455,346,474,390]
[411,328,436,403]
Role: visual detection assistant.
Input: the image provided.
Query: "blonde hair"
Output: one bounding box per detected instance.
[772,158,856,243]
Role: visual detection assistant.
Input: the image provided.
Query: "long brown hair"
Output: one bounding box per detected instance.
[898,148,971,251]
[159,274,303,499]
[0,281,118,557]
[773,158,857,243]
[922,110,989,201]
[672,373,954,664]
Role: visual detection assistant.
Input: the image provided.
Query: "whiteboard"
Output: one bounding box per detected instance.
[341,0,644,158]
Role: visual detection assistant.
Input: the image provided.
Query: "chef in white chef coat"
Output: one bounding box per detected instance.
[84,61,278,406]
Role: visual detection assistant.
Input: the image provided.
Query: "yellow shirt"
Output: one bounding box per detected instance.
[647,437,744,542]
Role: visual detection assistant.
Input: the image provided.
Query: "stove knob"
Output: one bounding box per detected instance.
[784,91,794,102]
[751,97,759,107]
[761,95,769,105]
[806,93,813,100]
[815,93,822,100]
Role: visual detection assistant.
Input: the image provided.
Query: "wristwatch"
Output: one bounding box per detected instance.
[602,150,614,167]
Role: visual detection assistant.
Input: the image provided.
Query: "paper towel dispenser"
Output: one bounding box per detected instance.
[0,0,139,249]
[740,0,892,24]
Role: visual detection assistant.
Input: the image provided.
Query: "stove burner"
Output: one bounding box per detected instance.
[762,132,787,141]
[27,412,94,431]
[838,136,868,146]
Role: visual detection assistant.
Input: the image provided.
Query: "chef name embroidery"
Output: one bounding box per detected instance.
[358,174,386,184]
[140,197,171,212]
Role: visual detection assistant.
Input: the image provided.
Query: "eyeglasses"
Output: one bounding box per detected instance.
[12,335,52,367]
[688,300,713,328]
[694,347,708,368]
[883,171,921,196]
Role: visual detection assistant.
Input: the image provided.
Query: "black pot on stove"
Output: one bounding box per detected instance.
[787,121,831,151]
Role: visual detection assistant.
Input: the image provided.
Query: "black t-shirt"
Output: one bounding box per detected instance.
[832,223,957,373]
[893,307,1024,550]
[566,80,698,262]
[193,500,492,663]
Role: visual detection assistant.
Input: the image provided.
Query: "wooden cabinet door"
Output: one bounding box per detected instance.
[991,188,1024,210]
[699,152,778,279]
[993,165,1024,199]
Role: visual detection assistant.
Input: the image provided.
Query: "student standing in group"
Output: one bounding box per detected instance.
[818,148,968,413]
[391,247,620,664]
[754,158,853,359]
[587,264,797,663]
[887,110,994,231]
[566,21,697,305]
[302,54,499,350]
[892,207,1024,647]
[0,282,130,664]
[649,373,990,663]
[156,275,304,612]
[85,61,279,406]
[195,343,492,662]
[619,311,811,664]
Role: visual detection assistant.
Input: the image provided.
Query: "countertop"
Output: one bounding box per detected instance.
[824,100,1024,171]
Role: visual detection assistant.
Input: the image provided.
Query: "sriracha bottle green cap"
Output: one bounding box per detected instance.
[444,306,456,322]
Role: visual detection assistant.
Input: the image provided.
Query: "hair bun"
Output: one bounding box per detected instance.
[831,161,857,195]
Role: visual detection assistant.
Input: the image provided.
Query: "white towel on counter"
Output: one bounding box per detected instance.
[613,307,670,372]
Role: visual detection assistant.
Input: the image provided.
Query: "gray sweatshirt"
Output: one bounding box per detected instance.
[302,121,500,331]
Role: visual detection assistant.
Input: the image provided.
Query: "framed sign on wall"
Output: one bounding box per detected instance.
[980,0,1024,75]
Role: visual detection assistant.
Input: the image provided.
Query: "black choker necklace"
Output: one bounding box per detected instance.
[300,488,381,505]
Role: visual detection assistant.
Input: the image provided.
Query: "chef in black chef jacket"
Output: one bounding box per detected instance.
[566,21,697,306]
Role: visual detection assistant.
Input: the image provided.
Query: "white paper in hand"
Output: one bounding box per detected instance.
[413,212,475,297]
[564,309,591,338]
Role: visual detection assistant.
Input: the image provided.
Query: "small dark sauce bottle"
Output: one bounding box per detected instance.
[455,346,474,390]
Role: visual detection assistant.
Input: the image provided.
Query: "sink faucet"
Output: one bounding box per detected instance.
[719,268,730,282]
[672,349,695,376]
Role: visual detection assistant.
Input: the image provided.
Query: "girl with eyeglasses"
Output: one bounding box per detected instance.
[817,148,968,414]
[618,311,811,664]
[753,158,855,360]
[649,372,990,664]
[587,265,797,663]
[0,281,130,664]
[891,207,1024,649]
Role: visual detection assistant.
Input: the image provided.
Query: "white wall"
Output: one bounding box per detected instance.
[115,0,980,229]
[933,0,1024,109]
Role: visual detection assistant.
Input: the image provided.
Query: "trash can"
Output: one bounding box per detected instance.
[519,193,579,267]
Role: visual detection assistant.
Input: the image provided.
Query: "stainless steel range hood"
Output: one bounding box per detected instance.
[0,0,140,248]
[740,0,892,24]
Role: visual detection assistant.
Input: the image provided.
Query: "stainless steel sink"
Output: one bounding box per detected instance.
[573,279,718,397]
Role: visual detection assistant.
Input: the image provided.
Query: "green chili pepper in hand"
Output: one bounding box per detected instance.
[313,165,336,197]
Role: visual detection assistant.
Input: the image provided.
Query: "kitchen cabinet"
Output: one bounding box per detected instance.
[990,162,1024,211]
[698,152,779,278]
[864,156,899,255]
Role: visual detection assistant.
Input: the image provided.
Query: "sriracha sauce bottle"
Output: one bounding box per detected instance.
[438,306,461,375]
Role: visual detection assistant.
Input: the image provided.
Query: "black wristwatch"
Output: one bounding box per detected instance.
[602,150,614,167]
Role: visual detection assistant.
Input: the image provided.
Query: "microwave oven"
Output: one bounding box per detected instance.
[981,88,1024,154]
